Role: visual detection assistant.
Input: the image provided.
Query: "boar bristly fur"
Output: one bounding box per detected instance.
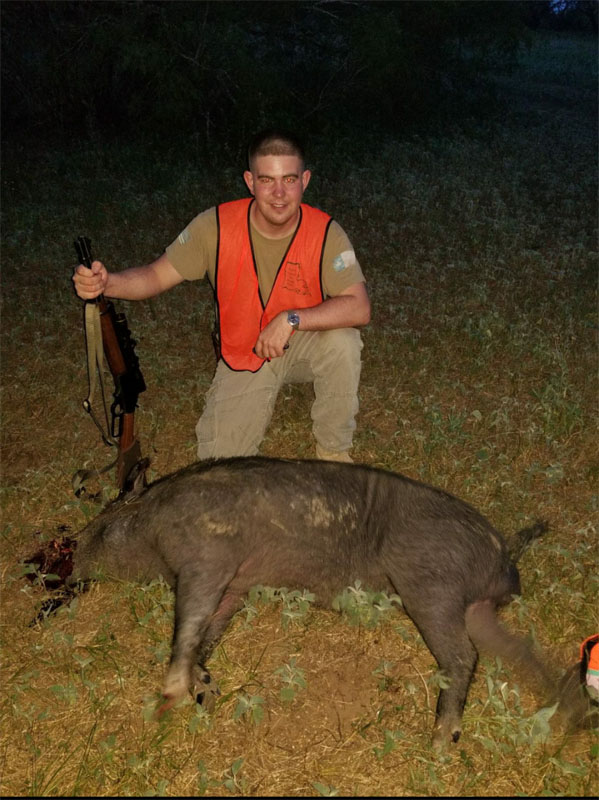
[68,456,551,748]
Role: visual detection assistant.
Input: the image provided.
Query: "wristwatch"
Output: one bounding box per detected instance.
[287,311,300,330]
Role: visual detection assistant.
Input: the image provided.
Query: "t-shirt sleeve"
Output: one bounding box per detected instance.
[165,207,217,282]
[321,221,365,297]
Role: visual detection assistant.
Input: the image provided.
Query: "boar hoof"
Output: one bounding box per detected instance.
[432,723,462,751]
[193,666,220,712]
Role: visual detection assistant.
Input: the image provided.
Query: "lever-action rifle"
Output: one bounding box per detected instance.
[73,236,146,493]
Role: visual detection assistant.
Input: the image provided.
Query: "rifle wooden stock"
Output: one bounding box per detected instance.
[98,299,128,377]
[74,236,146,492]
[116,413,142,490]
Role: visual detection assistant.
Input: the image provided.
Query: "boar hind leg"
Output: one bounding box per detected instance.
[402,600,478,749]
[429,629,478,750]
[160,564,237,713]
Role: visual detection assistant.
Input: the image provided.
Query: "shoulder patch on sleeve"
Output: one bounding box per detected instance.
[332,250,356,272]
[178,228,191,246]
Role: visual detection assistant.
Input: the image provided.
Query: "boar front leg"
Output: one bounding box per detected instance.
[192,589,246,709]
[158,562,238,714]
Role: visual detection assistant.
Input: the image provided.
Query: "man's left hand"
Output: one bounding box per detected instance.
[253,311,293,360]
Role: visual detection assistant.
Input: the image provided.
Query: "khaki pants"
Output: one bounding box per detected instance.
[196,328,363,459]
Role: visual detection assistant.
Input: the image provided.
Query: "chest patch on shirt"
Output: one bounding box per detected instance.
[283,262,311,296]
[332,250,356,272]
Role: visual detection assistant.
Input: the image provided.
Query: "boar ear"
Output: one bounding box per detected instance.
[122,458,150,497]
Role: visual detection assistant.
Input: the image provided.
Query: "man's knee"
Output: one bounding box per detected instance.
[312,328,363,385]
[196,414,261,460]
[318,327,362,355]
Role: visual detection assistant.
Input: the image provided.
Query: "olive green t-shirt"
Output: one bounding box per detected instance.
[166,205,365,300]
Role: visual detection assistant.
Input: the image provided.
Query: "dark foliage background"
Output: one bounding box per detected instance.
[4,0,593,155]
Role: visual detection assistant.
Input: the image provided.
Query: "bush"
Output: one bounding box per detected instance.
[2,0,532,149]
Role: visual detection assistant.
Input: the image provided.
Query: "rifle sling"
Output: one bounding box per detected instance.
[72,457,118,497]
[83,302,118,445]
[72,303,119,495]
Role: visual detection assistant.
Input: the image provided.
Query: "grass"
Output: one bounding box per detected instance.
[1,30,598,797]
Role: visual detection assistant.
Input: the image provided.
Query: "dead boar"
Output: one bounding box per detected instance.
[66,455,550,748]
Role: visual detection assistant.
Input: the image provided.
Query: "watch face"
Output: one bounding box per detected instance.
[288,312,300,328]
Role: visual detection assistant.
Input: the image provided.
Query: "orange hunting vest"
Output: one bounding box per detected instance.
[215,198,332,372]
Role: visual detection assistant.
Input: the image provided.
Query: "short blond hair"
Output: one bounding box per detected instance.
[248,129,305,169]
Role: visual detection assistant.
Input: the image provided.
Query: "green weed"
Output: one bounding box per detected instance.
[312,781,339,797]
[244,584,315,629]
[274,657,307,704]
[222,757,247,794]
[232,692,265,726]
[332,580,402,629]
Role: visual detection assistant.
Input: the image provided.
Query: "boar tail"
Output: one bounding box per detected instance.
[465,599,555,692]
[507,520,548,564]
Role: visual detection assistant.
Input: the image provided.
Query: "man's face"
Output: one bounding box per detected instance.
[243,154,311,238]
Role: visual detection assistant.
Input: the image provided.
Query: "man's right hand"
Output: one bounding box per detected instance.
[72,260,108,300]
